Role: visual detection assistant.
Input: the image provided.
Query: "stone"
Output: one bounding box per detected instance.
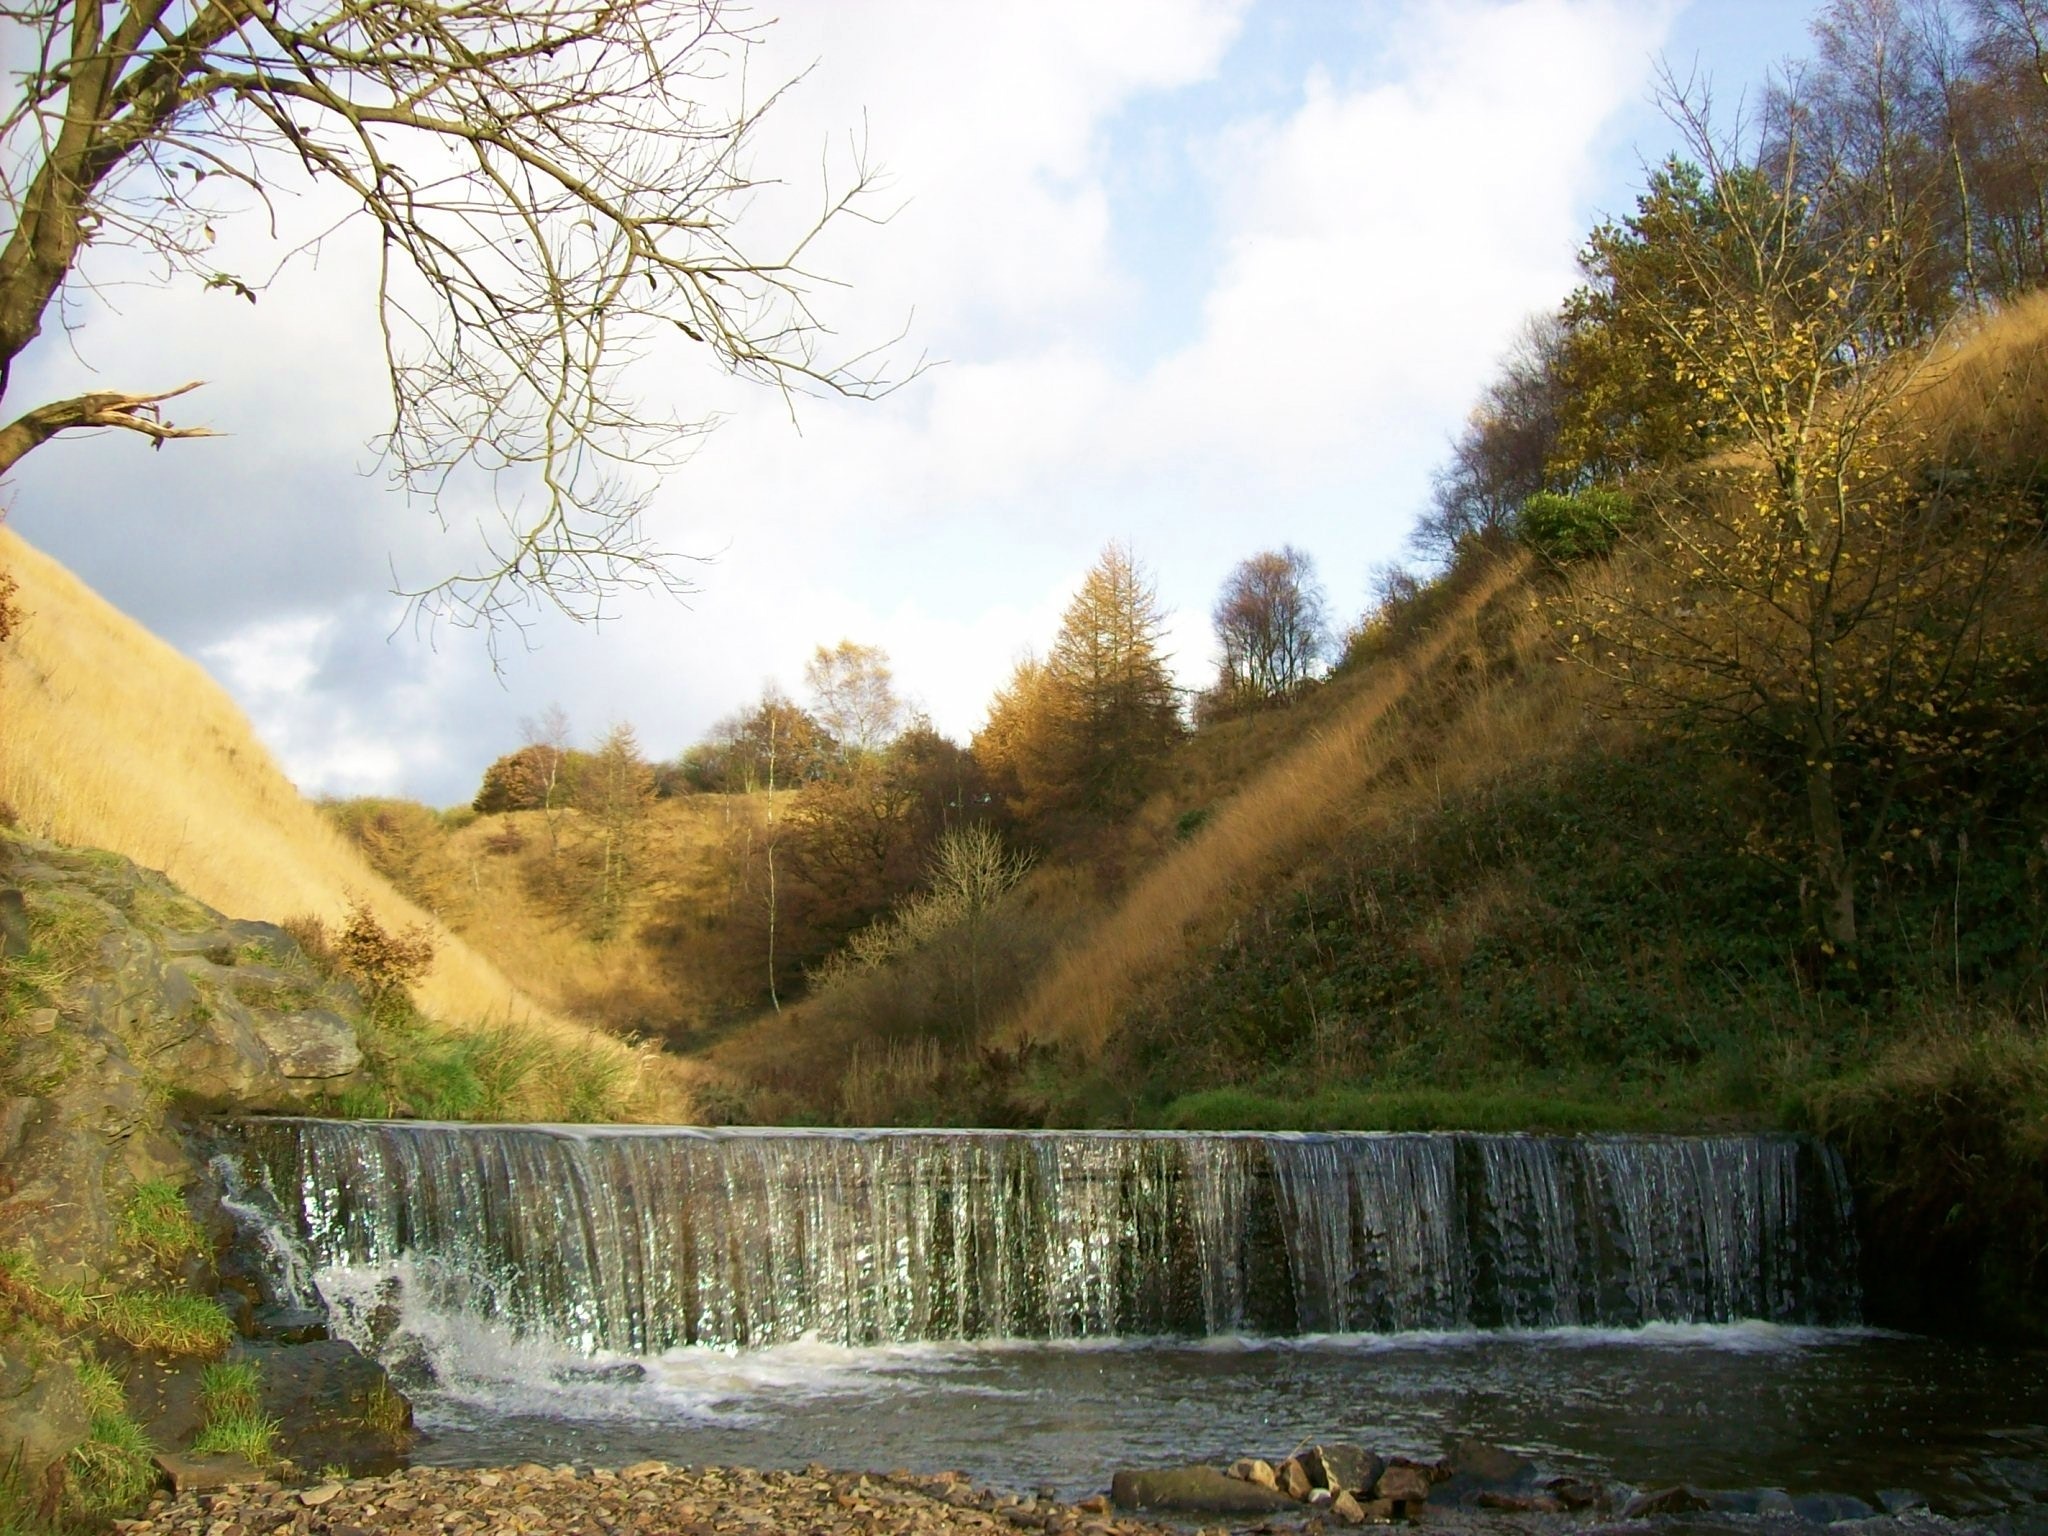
[1371,1466,1431,1505]
[1793,1492,1876,1522]
[1227,1459,1277,1491]
[1620,1485,1714,1518]
[1109,1468,1302,1516]
[621,1461,668,1480]
[1329,1490,1366,1525]
[1471,1491,1561,1513]
[0,1096,37,1163]
[1075,1496,1110,1515]
[252,1009,362,1080]
[249,1305,328,1345]
[1540,1476,1606,1511]
[243,1338,411,1476]
[1878,1488,1930,1514]
[1277,1457,1313,1500]
[0,887,28,958]
[154,1454,269,1496]
[1357,1498,1396,1521]
[1754,1488,1796,1516]
[1443,1439,1533,1488]
[1307,1487,1332,1505]
[1302,1444,1380,1495]
[297,1484,343,1508]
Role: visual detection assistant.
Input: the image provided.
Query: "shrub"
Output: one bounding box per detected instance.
[1516,489,1635,562]
[332,898,434,1010]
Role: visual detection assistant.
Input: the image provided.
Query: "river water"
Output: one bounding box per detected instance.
[217,1122,2048,1530]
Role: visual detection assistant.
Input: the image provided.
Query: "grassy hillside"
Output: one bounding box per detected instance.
[320,792,769,1047]
[0,528,684,1120]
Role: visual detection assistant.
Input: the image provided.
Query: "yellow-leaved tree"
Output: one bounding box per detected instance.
[1555,87,2042,953]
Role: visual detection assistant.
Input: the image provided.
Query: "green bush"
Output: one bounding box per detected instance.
[1516,489,1636,561]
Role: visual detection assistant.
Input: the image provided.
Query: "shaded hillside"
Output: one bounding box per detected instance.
[0,529,679,1119]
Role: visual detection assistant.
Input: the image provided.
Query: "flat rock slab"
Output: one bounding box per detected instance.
[152,1452,270,1493]
[1111,1466,1302,1514]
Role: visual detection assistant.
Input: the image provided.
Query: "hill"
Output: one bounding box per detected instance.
[0,528,682,1120]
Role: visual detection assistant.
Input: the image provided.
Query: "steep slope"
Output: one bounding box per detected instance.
[0,528,677,1116]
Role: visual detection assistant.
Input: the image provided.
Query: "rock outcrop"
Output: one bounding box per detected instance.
[0,834,407,1517]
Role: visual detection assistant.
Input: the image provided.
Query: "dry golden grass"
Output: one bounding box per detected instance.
[335,794,767,1039]
[0,528,687,1118]
[1004,554,1561,1055]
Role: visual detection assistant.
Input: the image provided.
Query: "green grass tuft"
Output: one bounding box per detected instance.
[118,1180,205,1268]
[66,1358,157,1514]
[96,1291,232,1357]
[191,1362,278,1467]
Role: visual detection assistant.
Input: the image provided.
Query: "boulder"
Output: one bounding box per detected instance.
[0,1348,89,1492]
[252,1008,361,1080]
[1109,1467,1302,1515]
[1277,1456,1313,1500]
[1228,1458,1278,1490]
[1443,1438,1534,1488]
[152,1452,269,1493]
[244,1338,412,1476]
[1793,1492,1877,1522]
[1329,1490,1366,1525]
[1621,1485,1715,1518]
[1303,1443,1381,1494]
[1372,1465,1432,1505]
[1540,1476,1608,1511]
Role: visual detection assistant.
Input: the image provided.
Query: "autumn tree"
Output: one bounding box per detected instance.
[976,546,1183,836]
[1045,543,1183,813]
[1549,157,1744,488]
[686,693,829,792]
[1551,83,2032,953]
[805,640,906,760]
[926,823,1034,1034]
[577,723,655,937]
[1209,546,1329,708]
[0,0,905,639]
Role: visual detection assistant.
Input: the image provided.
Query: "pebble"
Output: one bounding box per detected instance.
[144,1468,1189,1536]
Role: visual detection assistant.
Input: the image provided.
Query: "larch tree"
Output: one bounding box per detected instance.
[580,721,654,938]
[978,543,1182,832]
[0,0,906,643]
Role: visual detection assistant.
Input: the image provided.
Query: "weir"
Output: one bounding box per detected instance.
[220,1121,1860,1354]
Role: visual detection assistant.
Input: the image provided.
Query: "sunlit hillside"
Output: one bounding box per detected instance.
[0,528,683,1117]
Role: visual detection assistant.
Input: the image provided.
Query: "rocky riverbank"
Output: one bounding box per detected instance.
[121,1463,1176,1536]
[116,1460,1996,1536]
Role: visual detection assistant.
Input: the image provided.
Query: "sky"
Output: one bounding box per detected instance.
[5,0,1823,806]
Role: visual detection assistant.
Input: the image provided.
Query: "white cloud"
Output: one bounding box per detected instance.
[7,0,1689,800]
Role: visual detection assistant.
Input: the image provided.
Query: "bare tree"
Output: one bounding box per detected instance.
[0,0,910,646]
[1211,545,1328,704]
[1415,314,1569,560]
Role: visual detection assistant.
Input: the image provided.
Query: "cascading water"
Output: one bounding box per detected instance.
[217,1121,1859,1355]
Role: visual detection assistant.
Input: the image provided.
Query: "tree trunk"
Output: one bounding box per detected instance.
[1803,727,1858,951]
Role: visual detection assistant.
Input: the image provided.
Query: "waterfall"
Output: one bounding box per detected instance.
[219,1122,1860,1354]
